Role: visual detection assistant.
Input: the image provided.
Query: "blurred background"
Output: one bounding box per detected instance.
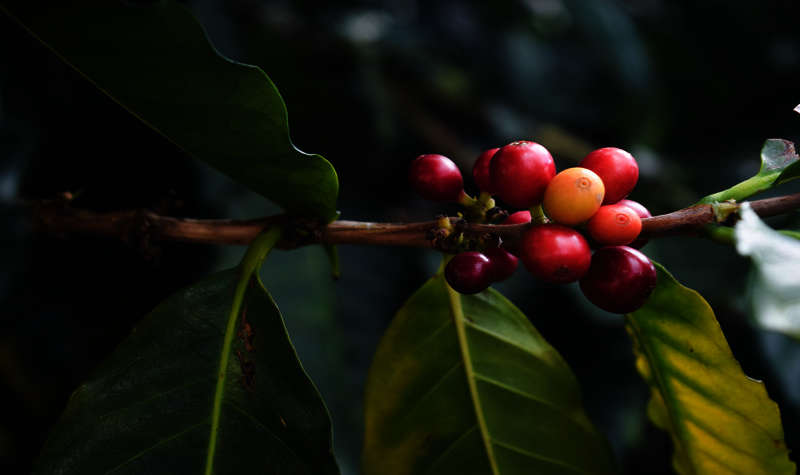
[2,0,800,473]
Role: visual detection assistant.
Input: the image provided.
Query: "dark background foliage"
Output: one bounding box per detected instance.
[2,0,800,473]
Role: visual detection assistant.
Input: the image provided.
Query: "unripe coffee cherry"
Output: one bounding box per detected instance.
[503,210,532,225]
[519,224,591,283]
[472,148,499,193]
[445,252,493,294]
[618,199,651,249]
[484,247,518,282]
[542,167,605,226]
[409,154,464,202]
[490,141,556,208]
[579,246,657,313]
[579,147,639,204]
[587,204,642,246]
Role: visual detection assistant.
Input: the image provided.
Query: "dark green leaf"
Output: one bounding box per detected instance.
[0,0,338,221]
[35,230,339,474]
[698,139,798,204]
[626,262,795,474]
[363,274,616,475]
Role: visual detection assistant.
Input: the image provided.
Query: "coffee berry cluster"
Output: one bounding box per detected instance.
[408,141,658,314]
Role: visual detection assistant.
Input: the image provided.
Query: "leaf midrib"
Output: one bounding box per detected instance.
[445,283,500,475]
[204,227,282,475]
[627,315,697,475]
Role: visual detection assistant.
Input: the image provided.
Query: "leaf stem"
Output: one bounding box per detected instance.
[205,226,283,475]
[698,174,776,204]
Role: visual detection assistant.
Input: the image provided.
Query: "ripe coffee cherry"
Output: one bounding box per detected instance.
[579,147,639,204]
[587,204,642,246]
[618,199,651,249]
[409,154,464,202]
[503,210,532,225]
[490,141,556,208]
[484,247,518,282]
[519,224,591,283]
[472,148,499,193]
[542,167,605,226]
[579,246,657,313]
[445,252,493,294]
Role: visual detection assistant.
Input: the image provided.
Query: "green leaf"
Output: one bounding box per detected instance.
[698,139,798,204]
[735,202,800,338]
[363,274,616,475]
[35,229,339,474]
[626,261,795,475]
[0,0,338,221]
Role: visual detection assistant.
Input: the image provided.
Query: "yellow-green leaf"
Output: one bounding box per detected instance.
[626,262,795,475]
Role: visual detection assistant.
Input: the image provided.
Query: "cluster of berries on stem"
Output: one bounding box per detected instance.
[408,141,657,314]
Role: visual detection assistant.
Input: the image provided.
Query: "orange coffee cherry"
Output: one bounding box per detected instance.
[542,167,605,225]
[587,204,642,245]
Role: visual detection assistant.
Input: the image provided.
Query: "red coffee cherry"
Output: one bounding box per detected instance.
[618,199,651,249]
[490,141,556,208]
[579,147,639,204]
[472,148,499,193]
[542,167,605,226]
[445,252,493,294]
[579,246,657,313]
[587,204,642,246]
[503,210,532,225]
[519,224,591,283]
[409,154,464,202]
[484,247,518,282]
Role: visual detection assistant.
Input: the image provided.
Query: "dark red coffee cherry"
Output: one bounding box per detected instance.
[472,148,499,193]
[503,210,532,225]
[618,199,651,249]
[409,154,464,202]
[579,147,639,204]
[519,224,592,283]
[484,247,518,282]
[445,252,493,294]
[579,246,657,313]
[490,141,556,209]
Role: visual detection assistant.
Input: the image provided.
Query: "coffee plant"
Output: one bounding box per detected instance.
[4,2,800,474]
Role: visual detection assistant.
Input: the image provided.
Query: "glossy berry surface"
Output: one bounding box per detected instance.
[484,247,518,282]
[579,246,657,313]
[409,154,464,202]
[579,147,639,204]
[472,148,499,193]
[587,204,642,246]
[445,252,493,294]
[618,199,651,249]
[490,141,556,208]
[519,224,591,283]
[542,167,605,226]
[503,210,532,225]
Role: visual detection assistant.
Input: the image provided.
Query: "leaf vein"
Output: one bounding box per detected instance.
[491,439,597,474]
[104,419,208,474]
[472,373,593,435]
[420,424,480,475]
[404,361,464,418]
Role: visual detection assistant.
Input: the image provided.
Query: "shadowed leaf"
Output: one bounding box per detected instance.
[0,0,339,221]
[35,230,339,474]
